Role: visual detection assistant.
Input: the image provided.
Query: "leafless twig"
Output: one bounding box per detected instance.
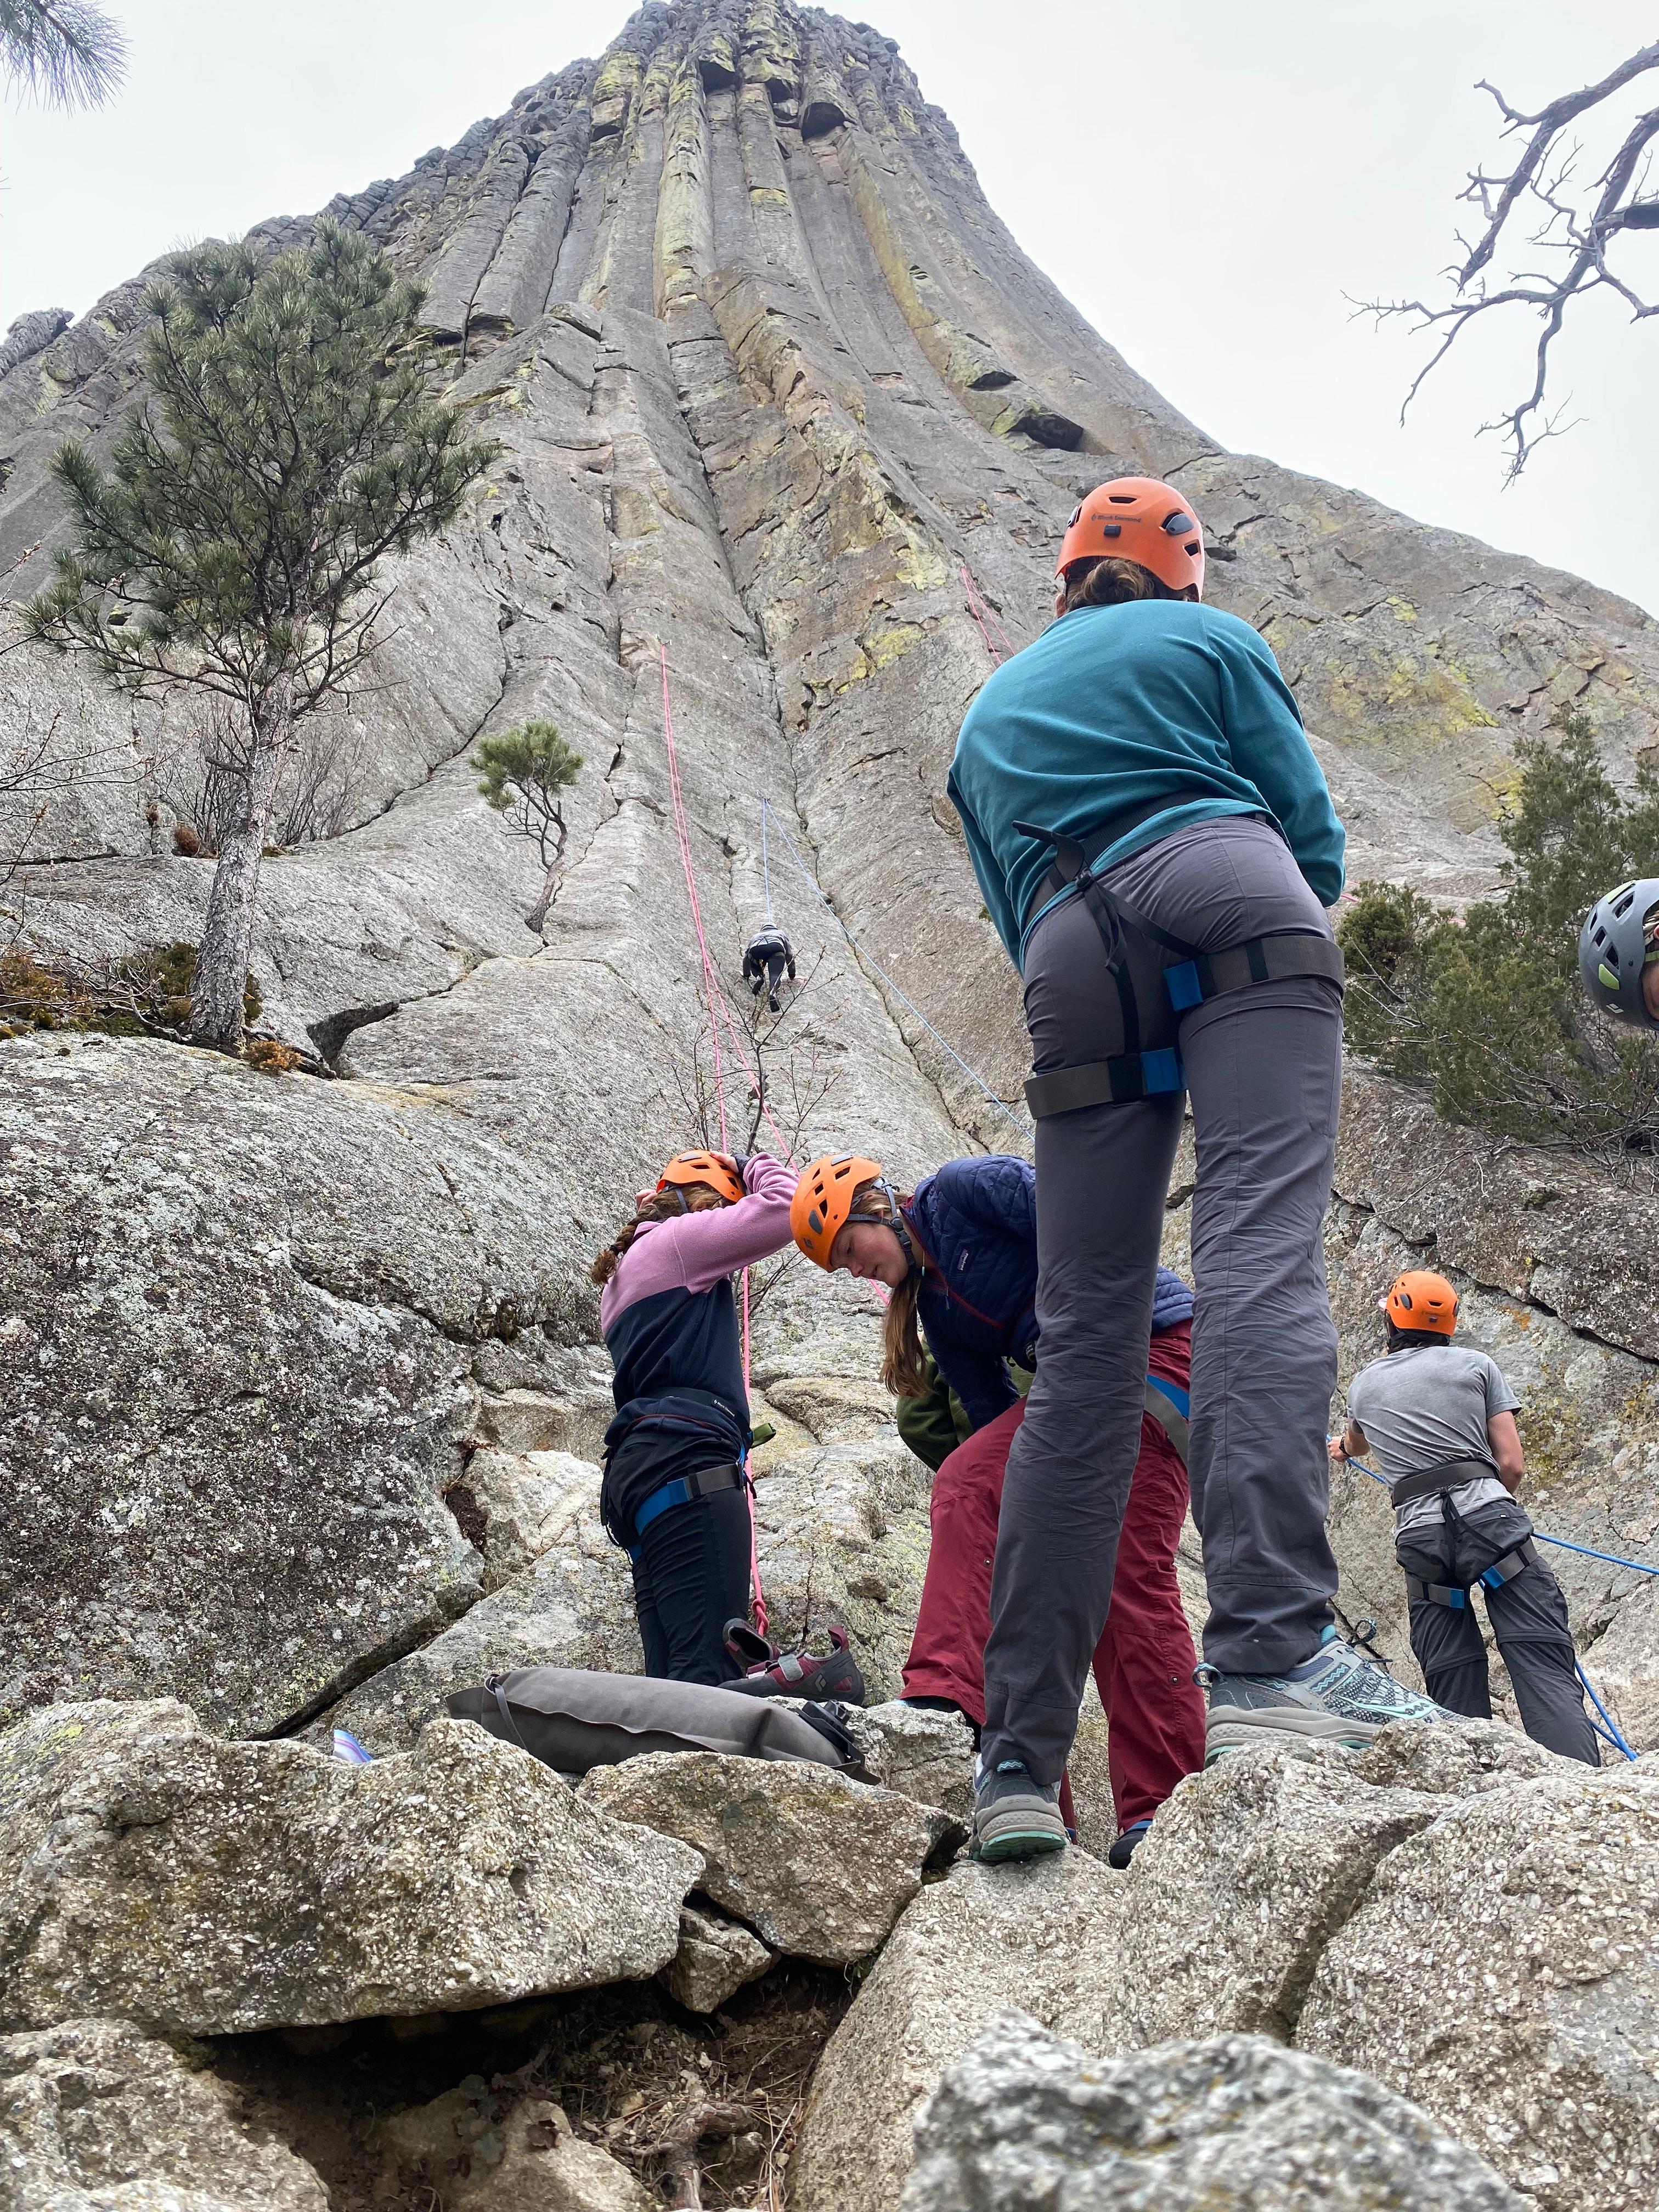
[1352,41,1659,477]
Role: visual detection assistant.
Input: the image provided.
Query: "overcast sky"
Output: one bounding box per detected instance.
[5,3,1657,611]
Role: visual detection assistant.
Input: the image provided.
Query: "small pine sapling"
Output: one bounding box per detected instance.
[472,720,583,932]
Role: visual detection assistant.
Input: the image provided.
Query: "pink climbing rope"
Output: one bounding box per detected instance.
[961,563,1015,662]
[659,645,768,1635]
[659,645,730,1150]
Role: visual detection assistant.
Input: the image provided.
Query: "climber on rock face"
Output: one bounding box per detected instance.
[791,1148,1205,1865]
[742,926,796,1014]
[1579,878,1659,1027]
[1331,1271,1599,1765]
[590,1149,797,1686]
[944,475,1449,1860]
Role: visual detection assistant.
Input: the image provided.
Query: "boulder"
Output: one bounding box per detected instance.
[661,1901,772,2014]
[578,1751,958,1965]
[0,2015,328,2210]
[789,1852,1124,2212]
[1299,1763,1659,2212]
[840,1700,975,1818]
[378,2083,653,2211]
[899,2015,1526,2210]
[1104,1741,1446,2048]
[0,1703,701,2034]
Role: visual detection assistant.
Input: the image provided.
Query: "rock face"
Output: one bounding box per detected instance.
[0,1703,701,2034]
[900,2015,1526,2211]
[1299,1763,1659,2212]
[791,1851,1125,2212]
[578,1750,957,1964]
[0,2015,329,2211]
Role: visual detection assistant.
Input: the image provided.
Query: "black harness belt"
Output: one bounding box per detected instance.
[1016,810,1344,1121]
[1389,1455,1500,1509]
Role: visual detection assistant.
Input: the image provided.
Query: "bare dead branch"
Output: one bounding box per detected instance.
[1355,42,1659,476]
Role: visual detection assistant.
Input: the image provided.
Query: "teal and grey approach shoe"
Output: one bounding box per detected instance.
[970,1759,1068,1863]
[1202,1631,1453,1765]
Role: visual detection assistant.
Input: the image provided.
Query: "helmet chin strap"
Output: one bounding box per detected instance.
[849,1178,919,1275]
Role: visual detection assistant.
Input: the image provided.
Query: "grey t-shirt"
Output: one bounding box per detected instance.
[1345,1344,1520,1532]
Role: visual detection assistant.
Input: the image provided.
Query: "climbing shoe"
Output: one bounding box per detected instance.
[970,1759,1068,1863]
[722,1621,867,1706]
[1201,1629,1453,1764]
[1107,1819,1152,1870]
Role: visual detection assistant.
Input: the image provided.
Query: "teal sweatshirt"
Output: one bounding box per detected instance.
[947,600,1346,970]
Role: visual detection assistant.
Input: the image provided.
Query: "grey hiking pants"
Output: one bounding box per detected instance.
[981,816,1343,1785]
[1395,1496,1599,1764]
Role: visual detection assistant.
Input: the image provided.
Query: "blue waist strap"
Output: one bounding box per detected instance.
[626,1461,746,1558]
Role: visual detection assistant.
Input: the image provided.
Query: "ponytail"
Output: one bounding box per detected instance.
[882,1265,930,1399]
[1059,556,1180,612]
[847,1176,932,1398]
[590,1182,730,1286]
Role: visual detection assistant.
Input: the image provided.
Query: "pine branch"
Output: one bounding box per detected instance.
[0,0,127,109]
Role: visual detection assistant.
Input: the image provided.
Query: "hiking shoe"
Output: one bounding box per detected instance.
[1202,1630,1452,1765]
[970,1759,1067,1863]
[1106,1819,1152,1870]
[723,1622,867,1706]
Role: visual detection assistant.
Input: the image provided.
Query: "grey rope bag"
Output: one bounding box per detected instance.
[447,1666,867,1776]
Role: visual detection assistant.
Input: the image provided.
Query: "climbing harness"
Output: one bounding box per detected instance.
[1016,814,1345,1118]
[1335,1450,1646,1762]
[1402,1538,1539,1610]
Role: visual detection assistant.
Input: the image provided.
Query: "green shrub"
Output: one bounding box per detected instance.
[1336,713,1659,1154]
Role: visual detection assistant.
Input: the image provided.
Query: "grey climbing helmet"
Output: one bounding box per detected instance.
[1579,878,1659,1028]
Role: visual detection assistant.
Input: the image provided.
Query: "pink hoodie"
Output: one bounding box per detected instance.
[600,1153,799,1333]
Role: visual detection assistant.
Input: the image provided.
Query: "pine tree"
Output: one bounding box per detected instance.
[23,221,499,1052]
[1337,714,1659,1154]
[472,721,583,933]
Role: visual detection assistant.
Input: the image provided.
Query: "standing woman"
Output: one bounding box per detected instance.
[947,478,1446,1858]
[791,1150,1205,1863]
[592,1149,795,1684]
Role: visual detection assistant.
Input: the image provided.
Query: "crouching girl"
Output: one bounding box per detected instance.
[791,1150,1205,1861]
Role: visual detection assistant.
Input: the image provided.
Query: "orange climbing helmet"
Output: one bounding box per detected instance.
[792,1152,902,1271]
[1384,1269,1458,1337]
[657,1150,744,1207]
[1055,476,1205,600]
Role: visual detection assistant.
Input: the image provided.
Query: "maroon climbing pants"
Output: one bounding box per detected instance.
[902,1323,1205,1832]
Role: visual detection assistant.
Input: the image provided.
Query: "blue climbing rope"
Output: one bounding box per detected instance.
[1577,1666,1639,1760]
[761,801,772,926]
[760,798,1031,1139]
[1337,1451,1642,1762]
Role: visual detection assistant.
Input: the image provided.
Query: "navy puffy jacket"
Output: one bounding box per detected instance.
[903,1155,1193,1434]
